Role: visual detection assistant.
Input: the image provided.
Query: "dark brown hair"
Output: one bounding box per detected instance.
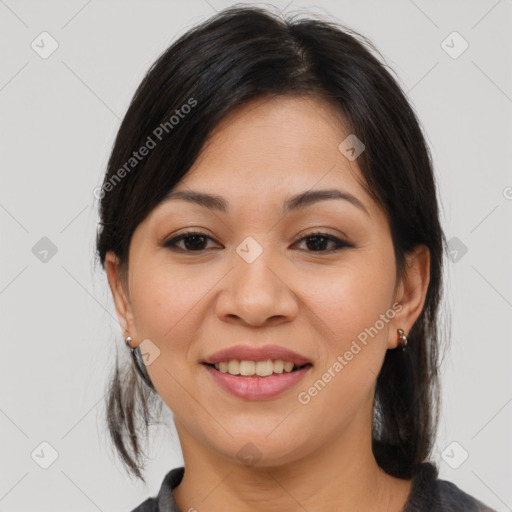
[96,4,448,483]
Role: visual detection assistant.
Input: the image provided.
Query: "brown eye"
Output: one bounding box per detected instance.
[295,232,352,252]
[162,231,352,254]
[163,231,217,252]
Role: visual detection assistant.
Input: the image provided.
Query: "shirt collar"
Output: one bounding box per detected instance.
[156,466,185,512]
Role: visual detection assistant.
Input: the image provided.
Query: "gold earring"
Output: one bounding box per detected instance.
[397,328,408,349]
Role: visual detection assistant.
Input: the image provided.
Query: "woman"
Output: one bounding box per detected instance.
[96,5,496,511]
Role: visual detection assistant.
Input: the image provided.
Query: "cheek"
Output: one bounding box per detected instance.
[125,265,168,359]
[297,253,395,402]
[130,265,178,338]
[129,260,221,352]
[128,262,209,404]
[302,256,395,348]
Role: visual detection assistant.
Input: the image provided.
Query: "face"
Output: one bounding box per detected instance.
[106,94,429,468]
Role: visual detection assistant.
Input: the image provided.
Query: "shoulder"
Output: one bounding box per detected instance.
[128,466,185,512]
[129,497,158,512]
[436,479,497,512]
[404,462,497,512]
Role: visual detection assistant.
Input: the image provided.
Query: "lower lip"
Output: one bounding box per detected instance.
[203,364,312,400]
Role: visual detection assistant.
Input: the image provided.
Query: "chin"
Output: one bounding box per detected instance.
[215,430,313,469]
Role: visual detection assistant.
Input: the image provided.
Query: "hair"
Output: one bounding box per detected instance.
[96,4,448,483]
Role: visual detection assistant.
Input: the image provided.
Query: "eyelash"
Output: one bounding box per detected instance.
[162,230,352,254]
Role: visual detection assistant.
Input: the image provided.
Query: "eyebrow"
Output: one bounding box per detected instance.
[163,188,369,216]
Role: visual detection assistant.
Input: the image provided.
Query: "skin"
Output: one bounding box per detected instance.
[106,94,430,511]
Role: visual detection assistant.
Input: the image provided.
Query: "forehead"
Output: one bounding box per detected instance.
[174,95,371,208]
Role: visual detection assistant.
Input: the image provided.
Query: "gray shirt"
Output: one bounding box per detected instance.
[129,463,496,511]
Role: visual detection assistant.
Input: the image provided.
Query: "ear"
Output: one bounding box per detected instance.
[388,244,430,349]
[105,251,138,341]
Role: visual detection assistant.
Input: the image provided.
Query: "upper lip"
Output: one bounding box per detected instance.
[201,344,312,366]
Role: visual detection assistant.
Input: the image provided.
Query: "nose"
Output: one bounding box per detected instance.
[215,251,299,328]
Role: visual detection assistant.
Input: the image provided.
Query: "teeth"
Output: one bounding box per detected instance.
[214,360,298,376]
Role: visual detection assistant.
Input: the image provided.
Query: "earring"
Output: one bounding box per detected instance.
[397,328,408,349]
[124,336,155,389]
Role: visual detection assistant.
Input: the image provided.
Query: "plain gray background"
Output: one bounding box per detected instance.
[1,0,511,510]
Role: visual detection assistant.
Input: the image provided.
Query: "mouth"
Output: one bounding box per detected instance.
[202,362,313,376]
[201,344,312,369]
[201,361,313,400]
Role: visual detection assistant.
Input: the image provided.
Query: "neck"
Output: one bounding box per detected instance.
[172,404,412,512]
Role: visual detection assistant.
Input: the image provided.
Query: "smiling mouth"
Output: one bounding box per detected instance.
[202,362,312,377]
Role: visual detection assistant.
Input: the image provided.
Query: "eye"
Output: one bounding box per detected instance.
[163,230,351,253]
[294,232,352,252]
[163,230,219,252]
